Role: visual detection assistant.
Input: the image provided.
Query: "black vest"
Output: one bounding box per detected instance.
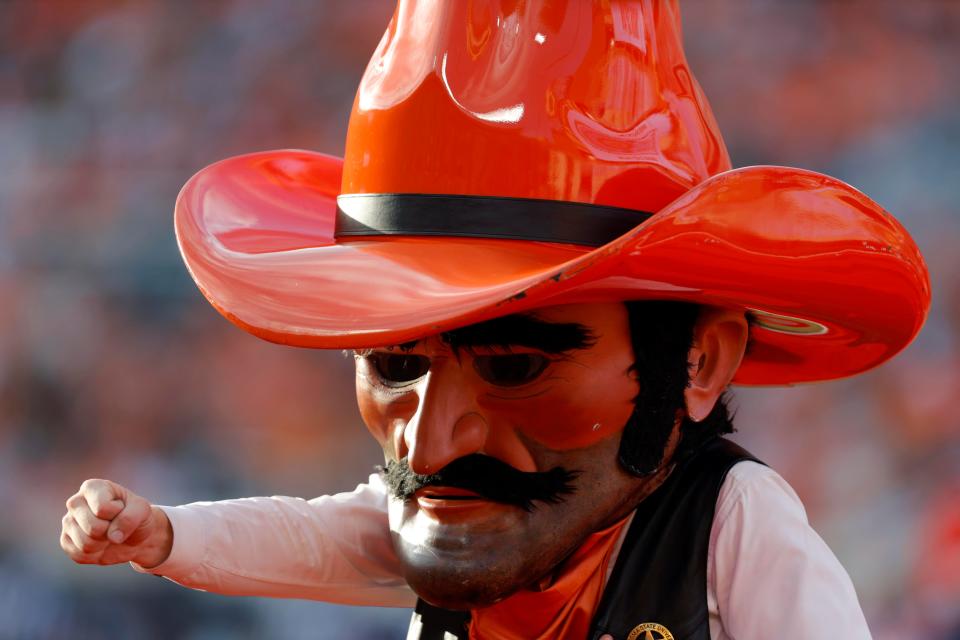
[409,437,760,640]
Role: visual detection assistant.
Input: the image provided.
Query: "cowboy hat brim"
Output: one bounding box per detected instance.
[175,150,930,385]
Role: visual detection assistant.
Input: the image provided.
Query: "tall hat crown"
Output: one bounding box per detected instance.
[342,0,728,214]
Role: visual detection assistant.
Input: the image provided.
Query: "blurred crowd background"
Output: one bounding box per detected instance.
[1,1,958,638]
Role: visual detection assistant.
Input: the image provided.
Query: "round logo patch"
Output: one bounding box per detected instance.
[626,622,675,640]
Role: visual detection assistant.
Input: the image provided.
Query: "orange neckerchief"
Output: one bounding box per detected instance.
[468,515,632,640]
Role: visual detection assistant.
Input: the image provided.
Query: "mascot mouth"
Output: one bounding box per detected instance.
[417,487,483,501]
[381,455,579,511]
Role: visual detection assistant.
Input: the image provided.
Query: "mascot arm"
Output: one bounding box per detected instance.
[133,473,415,607]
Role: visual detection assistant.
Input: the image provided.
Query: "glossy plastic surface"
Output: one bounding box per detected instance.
[343,0,730,215]
[176,151,930,385]
[174,0,931,385]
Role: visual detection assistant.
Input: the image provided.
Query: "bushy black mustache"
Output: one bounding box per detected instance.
[380,455,579,512]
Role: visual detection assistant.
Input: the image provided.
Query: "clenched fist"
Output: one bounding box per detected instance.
[60,479,173,569]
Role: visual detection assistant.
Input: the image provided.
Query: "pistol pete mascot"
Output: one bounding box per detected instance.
[61,2,930,639]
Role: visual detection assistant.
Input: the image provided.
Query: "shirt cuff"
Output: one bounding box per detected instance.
[129,504,207,577]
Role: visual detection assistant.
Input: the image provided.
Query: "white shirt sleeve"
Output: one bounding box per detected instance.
[133,473,415,608]
[707,461,872,639]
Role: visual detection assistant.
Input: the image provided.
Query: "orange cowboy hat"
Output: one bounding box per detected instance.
[175,0,930,385]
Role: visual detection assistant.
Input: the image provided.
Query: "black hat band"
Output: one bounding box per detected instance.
[335,193,653,248]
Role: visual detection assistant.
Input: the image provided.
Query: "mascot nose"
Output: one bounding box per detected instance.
[403,368,488,474]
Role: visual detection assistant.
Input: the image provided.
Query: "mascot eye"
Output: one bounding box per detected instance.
[473,354,549,387]
[369,354,431,385]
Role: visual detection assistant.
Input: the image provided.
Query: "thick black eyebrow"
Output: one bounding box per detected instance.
[439,314,597,355]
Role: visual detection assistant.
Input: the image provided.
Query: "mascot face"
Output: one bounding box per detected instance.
[355,302,672,608]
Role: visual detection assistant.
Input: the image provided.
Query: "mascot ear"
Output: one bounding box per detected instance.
[684,309,748,423]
